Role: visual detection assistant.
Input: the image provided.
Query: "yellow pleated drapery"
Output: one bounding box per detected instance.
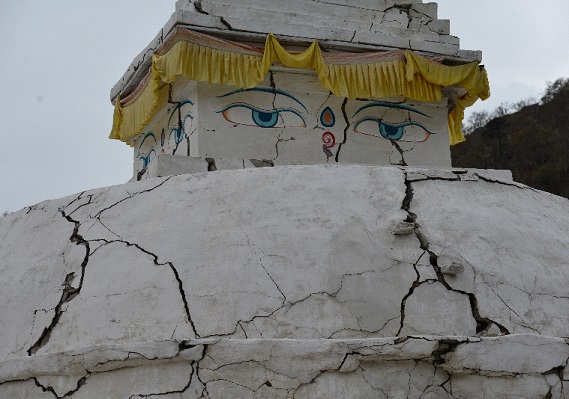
[110,29,490,146]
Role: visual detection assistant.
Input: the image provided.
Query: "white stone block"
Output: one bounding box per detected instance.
[395,0,422,5]
[176,9,227,29]
[354,30,411,48]
[222,16,357,43]
[471,168,514,181]
[411,2,438,19]
[438,34,460,46]
[147,154,208,178]
[410,38,459,55]
[445,334,569,375]
[382,9,410,29]
[456,49,483,61]
[200,1,375,32]
[451,374,552,399]
[428,19,451,35]
[175,0,194,11]
[212,158,248,171]
[408,17,427,30]
[410,30,441,42]
[289,0,397,12]
[202,0,388,24]
[370,25,409,38]
[406,167,460,181]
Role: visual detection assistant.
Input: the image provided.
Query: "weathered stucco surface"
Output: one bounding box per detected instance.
[1,165,569,398]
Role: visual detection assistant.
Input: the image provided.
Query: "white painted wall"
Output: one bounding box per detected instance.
[134,70,451,179]
[133,81,198,179]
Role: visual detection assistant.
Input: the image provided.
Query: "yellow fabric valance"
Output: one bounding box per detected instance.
[110,28,489,146]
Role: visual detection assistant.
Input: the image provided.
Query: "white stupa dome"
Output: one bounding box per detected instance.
[1,165,569,398]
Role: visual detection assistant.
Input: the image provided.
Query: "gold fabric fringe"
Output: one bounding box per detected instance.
[110,29,490,146]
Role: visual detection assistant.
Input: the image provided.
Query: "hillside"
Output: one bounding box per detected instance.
[452,79,569,199]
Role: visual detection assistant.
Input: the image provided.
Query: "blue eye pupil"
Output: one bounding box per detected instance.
[252,110,279,128]
[380,123,405,140]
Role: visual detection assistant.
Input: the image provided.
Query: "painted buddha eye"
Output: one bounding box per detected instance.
[218,103,306,129]
[353,117,434,142]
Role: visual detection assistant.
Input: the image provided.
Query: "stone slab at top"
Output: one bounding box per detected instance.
[111,0,483,101]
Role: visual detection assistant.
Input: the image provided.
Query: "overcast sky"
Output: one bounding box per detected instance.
[1,1,567,213]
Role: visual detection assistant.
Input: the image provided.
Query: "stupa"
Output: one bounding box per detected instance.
[1,1,569,398]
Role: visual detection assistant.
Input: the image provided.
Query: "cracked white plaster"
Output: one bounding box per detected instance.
[199,339,361,389]
[239,293,362,339]
[410,178,569,336]
[35,374,88,398]
[1,336,568,397]
[336,263,416,335]
[401,281,477,336]
[0,379,55,399]
[2,163,569,398]
[444,334,569,376]
[37,242,194,355]
[0,200,85,361]
[86,165,415,338]
[360,360,451,399]
[293,369,383,398]
[450,374,553,399]
[72,363,198,399]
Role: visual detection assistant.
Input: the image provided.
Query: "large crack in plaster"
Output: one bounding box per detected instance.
[269,72,300,163]
[27,207,90,356]
[334,97,349,162]
[273,133,296,162]
[92,239,199,338]
[127,364,197,398]
[91,177,172,220]
[32,378,58,399]
[10,167,567,396]
[396,251,430,335]
[4,337,569,397]
[192,344,210,398]
[30,343,206,398]
[174,101,184,156]
[389,140,409,166]
[66,190,111,218]
[193,1,208,15]
[33,374,89,399]
[474,173,537,192]
[401,171,511,336]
